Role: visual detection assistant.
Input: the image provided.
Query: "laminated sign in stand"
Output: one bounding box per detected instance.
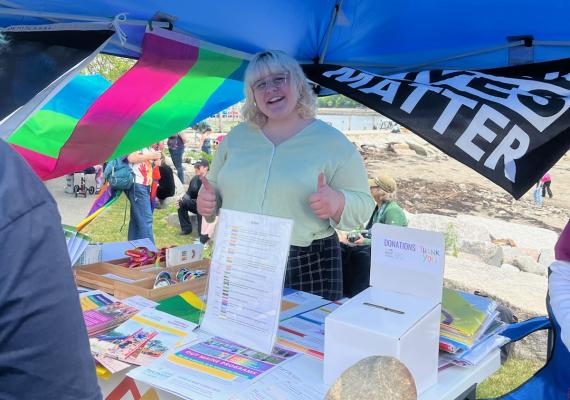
[200,208,294,354]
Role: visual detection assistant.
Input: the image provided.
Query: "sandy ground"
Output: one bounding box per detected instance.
[348,130,569,233]
[45,175,97,226]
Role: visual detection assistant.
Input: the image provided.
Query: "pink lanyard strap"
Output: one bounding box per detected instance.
[125,246,157,268]
[124,246,173,268]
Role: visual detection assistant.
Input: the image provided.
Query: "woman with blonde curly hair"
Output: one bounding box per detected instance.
[197,50,374,300]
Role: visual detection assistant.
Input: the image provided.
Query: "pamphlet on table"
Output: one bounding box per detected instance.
[280,288,331,321]
[90,308,198,366]
[278,301,343,359]
[234,355,327,400]
[129,335,298,400]
[80,290,135,338]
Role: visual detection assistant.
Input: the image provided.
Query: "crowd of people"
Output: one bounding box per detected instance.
[121,127,216,246]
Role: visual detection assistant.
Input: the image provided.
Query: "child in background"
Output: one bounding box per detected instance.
[541,172,553,198]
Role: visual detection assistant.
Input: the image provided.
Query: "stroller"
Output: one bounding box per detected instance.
[69,166,101,197]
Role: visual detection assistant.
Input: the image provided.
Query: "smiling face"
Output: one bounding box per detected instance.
[252,70,299,122]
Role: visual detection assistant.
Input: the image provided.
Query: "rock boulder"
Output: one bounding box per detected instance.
[456,215,559,250]
[407,214,491,244]
[512,256,548,277]
[459,240,503,267]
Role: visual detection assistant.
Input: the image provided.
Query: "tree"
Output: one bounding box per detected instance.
[317,94,360,108]
[81,54,136,82]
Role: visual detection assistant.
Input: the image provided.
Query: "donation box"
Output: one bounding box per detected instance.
[325,224,445,394]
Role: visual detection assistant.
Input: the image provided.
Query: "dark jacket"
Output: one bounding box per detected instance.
[0,140,101,399]
[157,164,175,200]
[180,174,202,209]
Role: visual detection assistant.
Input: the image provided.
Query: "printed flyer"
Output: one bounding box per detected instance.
[129,336,297,400]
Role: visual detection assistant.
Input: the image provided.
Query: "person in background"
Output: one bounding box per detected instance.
[177,159,210,244]
[126,146,161,243]
[82,164,103,193]
[340,175,408,297]
[213,134,225,153]
[156,154,175,209]
[167,132,186,184]
[0,139,101,399]
[197,50,374,300]
[363,175,407,231]
[200,127,213,155]
[549,220,570,351]
[534,181,544,206]
[541,172,553,198]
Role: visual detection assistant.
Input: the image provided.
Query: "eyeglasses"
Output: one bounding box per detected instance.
[252,73,289,93]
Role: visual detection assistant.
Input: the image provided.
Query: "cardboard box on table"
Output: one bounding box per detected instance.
[324,224,444,394]
[74,242,208,301]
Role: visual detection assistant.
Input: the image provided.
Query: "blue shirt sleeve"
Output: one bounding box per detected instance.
[0,141,101,400]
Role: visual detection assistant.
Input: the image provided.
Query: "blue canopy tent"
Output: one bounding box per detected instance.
[1,1,569,199]
[1,1,569,71]
[1,2,569,398]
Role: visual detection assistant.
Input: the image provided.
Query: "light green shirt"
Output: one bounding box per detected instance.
[206,120,375,246]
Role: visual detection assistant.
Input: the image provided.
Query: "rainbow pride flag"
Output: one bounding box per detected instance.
[8,28,246,179]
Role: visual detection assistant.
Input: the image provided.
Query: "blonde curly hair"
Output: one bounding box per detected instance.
[242,50,316,127]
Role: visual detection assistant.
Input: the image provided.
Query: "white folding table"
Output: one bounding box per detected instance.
[98,349,501,400]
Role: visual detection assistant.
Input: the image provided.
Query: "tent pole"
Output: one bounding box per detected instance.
[318,0,343,64]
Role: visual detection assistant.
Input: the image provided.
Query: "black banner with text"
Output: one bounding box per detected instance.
[303,60,570,198]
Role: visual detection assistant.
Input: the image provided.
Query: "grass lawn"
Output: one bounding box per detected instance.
[476,357,543,398]
[82,193,199,248]
[83,198,545,397]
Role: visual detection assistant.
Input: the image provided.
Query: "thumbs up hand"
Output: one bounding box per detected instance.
[197,176,218,217]
[308,173,345,223]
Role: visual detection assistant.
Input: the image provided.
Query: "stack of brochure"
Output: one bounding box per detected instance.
[89,308,198,369]
[81,292,139,337]
[63,224,91,266]
[439,288,508,368]
[277,299,345,359]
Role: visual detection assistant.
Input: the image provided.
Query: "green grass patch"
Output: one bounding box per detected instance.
[476,357,544,398]
[83,193,200,248]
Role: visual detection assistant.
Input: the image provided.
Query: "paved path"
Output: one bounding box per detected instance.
[45,175,97,226]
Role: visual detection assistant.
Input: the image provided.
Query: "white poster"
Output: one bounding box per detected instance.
[201,209,293,354]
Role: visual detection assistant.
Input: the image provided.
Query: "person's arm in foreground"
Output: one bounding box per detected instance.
[550,221,570,351]
[127,149,161,164]
[0,142,101,400]
[550,261,570,351]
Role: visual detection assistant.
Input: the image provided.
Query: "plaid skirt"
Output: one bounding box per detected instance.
[285,233,342,301]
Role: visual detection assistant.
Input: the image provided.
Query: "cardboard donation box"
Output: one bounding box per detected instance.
[325,224,444,394]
